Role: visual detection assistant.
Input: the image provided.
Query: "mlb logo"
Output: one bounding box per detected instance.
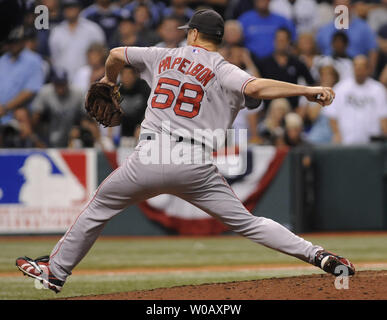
[0,149,96,233]
[193,48,199,54]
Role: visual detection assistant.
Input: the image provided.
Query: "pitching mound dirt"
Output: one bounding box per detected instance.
[65,270,387,300]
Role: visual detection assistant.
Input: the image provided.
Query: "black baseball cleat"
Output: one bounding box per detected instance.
[314,250,355,276]
[15,255,64,293]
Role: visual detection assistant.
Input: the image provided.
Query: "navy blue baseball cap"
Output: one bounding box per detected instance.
[51,69,68,84]
[178,9,224,40]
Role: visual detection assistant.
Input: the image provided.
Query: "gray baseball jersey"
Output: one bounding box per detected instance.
[124,45,257,150]
[48,45,322,282]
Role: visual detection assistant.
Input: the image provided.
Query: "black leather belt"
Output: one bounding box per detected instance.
[140,133,198,145]
[139,133,156,141]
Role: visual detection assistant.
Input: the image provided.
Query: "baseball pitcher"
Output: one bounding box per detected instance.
[16,9,355,293]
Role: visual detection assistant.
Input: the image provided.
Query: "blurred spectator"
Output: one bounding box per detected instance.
[0,26,44,125]
[301,65,338,144]
[24,28,51,82]
[49,0,106,82]
[121,0,165,28]
[163,0,194,23]
[35,0,63,59]
[352,0,387,33]
[220,21,260,77]
[255,28,315,109]
[316,31,354,81]
[366,0,387,33]
[222,44,261,144]
[156,17,186,48]
[111,17,144,47]
[222,20,244,47]
[68,116,100,148]
[316,0,378,71]
[297,33,323,81]
[375,24,387,87]
[81,0,122,48]
[0,0,26,44]
[205,0,229,17]
[324,55,387,144]
[22,2,40,33]
[219,20,262,144]
[232,107,263,145]
[238,0,296,59]
[283,112,310,147]
[79,0,95,7]
[73,43,108,94]
[269,0,319,34]
[118,0,132,5]
[315,1,335,29]
[259,98,291,145]
[221,46,260,77]
[225,0,254,19]
[327,32,354,79]
[352,0,370,20]
[119,65,151,146]
[0,108,46,148]
[31,70,84,147]
[131,4,162,46]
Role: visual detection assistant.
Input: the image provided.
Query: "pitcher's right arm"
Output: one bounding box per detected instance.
[244,78,335,107]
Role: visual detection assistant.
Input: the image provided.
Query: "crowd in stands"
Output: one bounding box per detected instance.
[0,0,386,150]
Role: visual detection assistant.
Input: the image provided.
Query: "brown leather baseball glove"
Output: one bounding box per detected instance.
[85,82,123,127]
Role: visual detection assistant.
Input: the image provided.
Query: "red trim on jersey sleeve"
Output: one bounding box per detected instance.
[240,76,256,96]
[124,47,130,65]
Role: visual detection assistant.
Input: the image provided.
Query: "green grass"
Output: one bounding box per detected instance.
[0,269,324,300]
[1,234,387,299]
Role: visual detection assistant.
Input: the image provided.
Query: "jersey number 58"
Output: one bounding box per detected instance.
[151,77,204,119]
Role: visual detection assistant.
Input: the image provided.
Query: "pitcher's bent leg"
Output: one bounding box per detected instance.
[184,165,322,264]
[49,157,158,281]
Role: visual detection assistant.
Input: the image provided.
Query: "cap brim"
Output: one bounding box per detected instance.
[177,24,190,30]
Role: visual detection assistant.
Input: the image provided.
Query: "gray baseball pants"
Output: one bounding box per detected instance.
[49,138,322,281]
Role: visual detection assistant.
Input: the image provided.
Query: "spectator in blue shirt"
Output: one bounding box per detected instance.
[316,0,378,71]
[254,28,315,109]
[238,0,296,59]
[81,0,122,48]
[0,26,44,125]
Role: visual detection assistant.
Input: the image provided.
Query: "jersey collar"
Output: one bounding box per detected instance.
[191,44,210,52]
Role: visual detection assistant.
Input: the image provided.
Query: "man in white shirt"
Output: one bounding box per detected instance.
[324,55,387,145]
[49,0,106,82]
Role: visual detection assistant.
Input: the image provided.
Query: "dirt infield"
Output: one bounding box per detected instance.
[65,270,387,300]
